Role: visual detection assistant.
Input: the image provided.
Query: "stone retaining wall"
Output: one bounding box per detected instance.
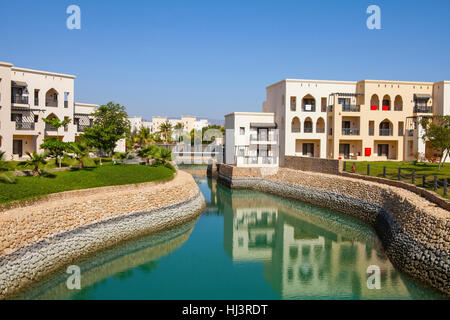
[218,168,449,296]
[284,156,343,174]
[0,171,206,299]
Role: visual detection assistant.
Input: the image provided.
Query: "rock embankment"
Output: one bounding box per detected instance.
[0,170,205,299]
[219,167,449,296]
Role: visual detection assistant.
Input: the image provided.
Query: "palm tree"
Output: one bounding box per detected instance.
[19,152,48,176]
[174,122,184,130]
[159,122,173,142]
[138,126,151,146]
[68,141,90,169]
[0,151,16,183]
[137,145,157,164]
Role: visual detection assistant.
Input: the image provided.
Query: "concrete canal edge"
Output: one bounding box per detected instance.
[217,166,449,296]
[0,171,206,300]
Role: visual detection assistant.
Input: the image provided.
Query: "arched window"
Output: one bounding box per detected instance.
[302,94,316,112]
[304,117,313,133]
[291,117,301,133]
[370,94,379,110]
[45,113,59,132]
[394,95,403,111]
[382,95,391,111]
[45,89,59,107]
[379,119,393,136]
[316,117,325,133]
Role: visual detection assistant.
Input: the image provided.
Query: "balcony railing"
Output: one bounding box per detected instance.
[414,106,433,113]
[342,105,361,112]
[250,133,276,143]
[407,130,414,137]
[77,124,91,132]
[342,128,360,135]
[12,95,29,104]
[46,99,58,107]
[291,128,301,133]
[304,127,313,133]
[15,122,35,130]
[379,128,393,136]
[45,123,58,131]
[369,128,374,136]
[316,128,325,133]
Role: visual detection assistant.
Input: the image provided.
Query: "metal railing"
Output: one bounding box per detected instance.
[342,128,360,135]
[45,123,58,131]
[302,104,316,112]
[46,99,58,107]
[291,128,301,133]
[15,122,35,130]
[304,127,313,133]
[12,95,29,104]
[77,124,91,132]
[342,105,361,112]
[316,128,325,133]
[379,128,393,136]
[414,106,433,113]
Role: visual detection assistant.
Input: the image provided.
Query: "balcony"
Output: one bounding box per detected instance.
[46,99,58,107]
[407,130,414,137]
[379,128,393,136]
[12,95,29,105]
[342,128,360,136]
[77,124,91,132]
[304,127,313,133]
[316,128,325,133]
[414,106,433,113]
[302,104,316,112]
[45,123,58,131]
[342,105,361,112]
[15,122,35,130]
[291,128,301,133]
[250,132,277,144]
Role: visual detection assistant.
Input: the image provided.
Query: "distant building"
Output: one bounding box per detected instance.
[128,115,210,134]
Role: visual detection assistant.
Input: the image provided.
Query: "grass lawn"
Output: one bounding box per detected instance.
[0,164,175,205]
[342,161,450,198]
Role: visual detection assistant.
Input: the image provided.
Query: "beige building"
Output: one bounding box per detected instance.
[260,78,450,164]
[0,61,126,159]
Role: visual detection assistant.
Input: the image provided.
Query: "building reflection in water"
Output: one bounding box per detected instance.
[214,180,422,299]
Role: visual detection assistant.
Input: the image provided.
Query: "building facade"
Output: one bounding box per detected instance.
[128,115,210,134]
[0,61,99,160]
[262,78,450,164]
[224,112,279,167]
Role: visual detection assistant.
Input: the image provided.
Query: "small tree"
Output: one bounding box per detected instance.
[19,152,48,176]
[67,140,90,169]
[153,147,172,166]
[420,115,450,170]
[137,145,158,165]
[40,138,68,168]
[0,151,16,184]
[83,102,130,157]
[43,117,71,131]
[159,122,173,142]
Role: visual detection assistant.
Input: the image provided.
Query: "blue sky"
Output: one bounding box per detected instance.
[1,0,449,120]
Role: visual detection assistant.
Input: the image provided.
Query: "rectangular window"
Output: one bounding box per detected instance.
[34,89,39,106]
[240,127,245,135]
[64,92,69,108]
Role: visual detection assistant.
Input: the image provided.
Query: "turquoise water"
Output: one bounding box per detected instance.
[16,177,444,300]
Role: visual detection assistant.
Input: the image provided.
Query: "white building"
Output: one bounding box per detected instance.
[128,115,210,134]
[224,112,279,167]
